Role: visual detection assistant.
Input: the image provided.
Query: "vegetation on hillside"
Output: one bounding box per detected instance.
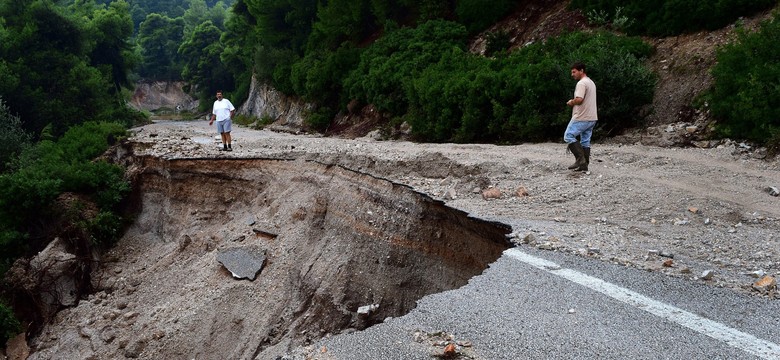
[0,0,140,341]
[708,13,780,145]
[570,0,777,36]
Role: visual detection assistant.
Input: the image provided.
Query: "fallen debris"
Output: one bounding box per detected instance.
[701,270,715,281]
[767,186,779,197]
[752,276,777,295]
[216,247,267,281]
[481,187,502,200]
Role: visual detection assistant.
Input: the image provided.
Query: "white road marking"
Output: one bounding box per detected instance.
[506,248,780,360]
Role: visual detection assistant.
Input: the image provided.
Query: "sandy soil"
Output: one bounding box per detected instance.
[134,120,780,297]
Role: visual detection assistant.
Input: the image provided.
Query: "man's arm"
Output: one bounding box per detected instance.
[567,97,584,107]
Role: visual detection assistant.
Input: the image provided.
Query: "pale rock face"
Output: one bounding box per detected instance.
[238,75,313,133]
[130,80,199,112]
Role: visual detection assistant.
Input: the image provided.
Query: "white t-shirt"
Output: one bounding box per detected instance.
[572,76,598,121]
[212,99,235,122]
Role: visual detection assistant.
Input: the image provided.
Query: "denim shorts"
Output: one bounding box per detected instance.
[216,118,232,134]
[564,120,597,147]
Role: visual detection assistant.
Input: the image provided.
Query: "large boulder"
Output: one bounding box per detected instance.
[4,238,84,321]
[238,75,312,133]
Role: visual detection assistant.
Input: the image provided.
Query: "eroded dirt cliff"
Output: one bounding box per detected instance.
[27,140,510,359]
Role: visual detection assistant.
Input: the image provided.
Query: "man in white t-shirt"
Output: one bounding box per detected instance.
[564,62,597,172]
[209,90,236,151]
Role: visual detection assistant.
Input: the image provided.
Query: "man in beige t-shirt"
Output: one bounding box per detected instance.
[564,62,597,172]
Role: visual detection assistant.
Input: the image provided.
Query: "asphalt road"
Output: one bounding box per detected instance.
[303,245,780,360]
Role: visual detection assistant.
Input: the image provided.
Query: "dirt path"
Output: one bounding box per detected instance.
[133,120,779,297]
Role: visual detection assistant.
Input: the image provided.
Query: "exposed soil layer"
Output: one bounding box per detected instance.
[27,152,510,359]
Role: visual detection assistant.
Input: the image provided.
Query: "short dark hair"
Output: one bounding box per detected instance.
[216,90,223,94]
[571,62,586,72]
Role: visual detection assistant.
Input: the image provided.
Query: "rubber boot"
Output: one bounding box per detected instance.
[584,147,590,167]
[567,142,587,171]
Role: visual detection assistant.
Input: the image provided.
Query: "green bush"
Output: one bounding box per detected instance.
[570,0,777,36]
[0,121,130,271]
[290,44,362,106]
[305,106,337,132]
[708,13,780,144]
[343,20,469,115]
[484,31,512,57]
[0,97,32,173]
[405,31,655,142]
[0,301,20,345]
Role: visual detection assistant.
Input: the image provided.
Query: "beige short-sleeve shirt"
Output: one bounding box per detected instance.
[572,76,597,121]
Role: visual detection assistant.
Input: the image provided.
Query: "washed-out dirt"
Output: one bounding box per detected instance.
[24,119,779,359]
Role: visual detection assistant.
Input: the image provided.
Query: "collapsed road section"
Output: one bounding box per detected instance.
[28,153,511,359]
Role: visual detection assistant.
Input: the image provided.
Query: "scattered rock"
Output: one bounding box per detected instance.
[515,186,529,197]
[443,188,457,200]
[767,186,780,197]
[216,247,267,281]
[744,270,766,278]
[662,259,674,267]
[659,251,674,259]
[251,228,279,239]
[688,207,699,214]
[481,187,502,200]
[680,267,692,274]
[6,332,30,360]
[752,276,777,294]
[521,233,537,245]
[178,235,192,252]
[100,326,117,344]
[701,270,715,280]
[443,343,457,357]
[357,304,379,316]
[124,339,147,358]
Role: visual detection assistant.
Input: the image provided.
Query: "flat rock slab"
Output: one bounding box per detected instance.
[216,247,267,281]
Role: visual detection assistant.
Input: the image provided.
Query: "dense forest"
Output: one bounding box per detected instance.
[1,0,779,345]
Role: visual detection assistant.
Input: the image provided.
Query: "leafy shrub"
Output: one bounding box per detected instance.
[88,211,125,246]
[405,31,655,142]
[232,113,258,126]
[484,31,511,57]
[343,20,469,115]
[570,0,776,36]
[305,106,337,132]
[0,301,20,345]
[0,97,32,173]
[290,44,362,106]
[708,13,780,144]
[0,121,130,270]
